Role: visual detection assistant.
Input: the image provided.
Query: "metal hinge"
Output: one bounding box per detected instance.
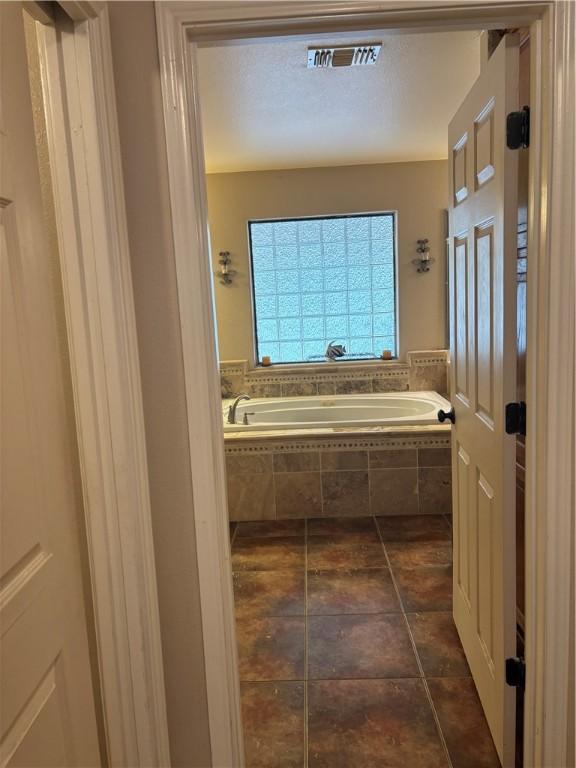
[506,657,526,690]
[507,106,530,149]
[505,401,526,436]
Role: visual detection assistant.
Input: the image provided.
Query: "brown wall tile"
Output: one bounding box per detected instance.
[334,379,373,395]
[322,471,370,517]
[409,364,448,396]
[321,450,368,471]
[418,447,451,467]
[227,473,275,521]
[317,382,336,396]
[281,381,318,397]
[226,453,273,475]
[369,449,417,469]
[418,467,452,515]
[246,382,282,398]
[370,468,419,516]
[372,378,409,392]
[275,472,322,518]
[273,451,320,473]
[221,373,245,398]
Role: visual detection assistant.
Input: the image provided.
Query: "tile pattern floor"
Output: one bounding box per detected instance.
[231,515,501,768]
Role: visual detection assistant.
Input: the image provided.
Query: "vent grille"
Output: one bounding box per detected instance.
[307,43,381,69]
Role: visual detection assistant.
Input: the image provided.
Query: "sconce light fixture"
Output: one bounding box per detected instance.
[412,239,435,273]
[217,251,236,285]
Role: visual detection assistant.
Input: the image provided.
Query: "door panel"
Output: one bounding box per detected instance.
[1,5,101,766]
[448,35,519,767]
[454,236,469,400]
[475,223,495,423]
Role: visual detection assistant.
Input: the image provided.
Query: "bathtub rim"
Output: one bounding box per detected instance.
[222,390,452,436]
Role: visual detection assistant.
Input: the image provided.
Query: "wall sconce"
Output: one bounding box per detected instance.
[217,251,236,285]
[412,238,435,273]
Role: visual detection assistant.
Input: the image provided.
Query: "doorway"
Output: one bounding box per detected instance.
[154,2,574,767]
[194,24,518,768]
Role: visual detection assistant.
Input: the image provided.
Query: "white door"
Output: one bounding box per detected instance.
[448,35,519,767]
[1,5,101,766]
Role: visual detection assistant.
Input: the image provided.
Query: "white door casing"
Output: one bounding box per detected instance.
[0,4,101,766]
[34,6,171,765]
[448,35,519,767]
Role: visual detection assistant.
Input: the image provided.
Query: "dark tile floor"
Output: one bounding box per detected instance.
[230,515,501,768]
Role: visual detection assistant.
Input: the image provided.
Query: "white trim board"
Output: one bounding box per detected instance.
[155,8,245,767]
[155,2,574,767]
[523,4,575,766]
[35,6,170,766]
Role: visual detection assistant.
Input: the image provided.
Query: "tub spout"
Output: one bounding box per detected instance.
[227,394,251,424]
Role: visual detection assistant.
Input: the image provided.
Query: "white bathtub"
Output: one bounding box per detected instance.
[223,391,451,432]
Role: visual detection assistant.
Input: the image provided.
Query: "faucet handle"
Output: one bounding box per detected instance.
[242,411,256,425]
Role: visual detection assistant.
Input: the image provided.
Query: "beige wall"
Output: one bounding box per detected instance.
[108,4,212,766]
[206,161,448,363]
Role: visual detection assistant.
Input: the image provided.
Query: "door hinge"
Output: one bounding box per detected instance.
[506,106,530,149]
[506,657,526,690]
[505,401,526,436]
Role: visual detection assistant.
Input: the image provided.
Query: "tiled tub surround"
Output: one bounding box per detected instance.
[230,515,501,768]
[220,349,449,399]
[225,430,451,521]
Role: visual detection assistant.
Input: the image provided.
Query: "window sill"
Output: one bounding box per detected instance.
[252,358,404,376]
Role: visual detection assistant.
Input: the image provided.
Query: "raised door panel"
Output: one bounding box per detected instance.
[453,134,469,205]
[477,472,496,675]
[454,236,470,403]
[475,100,496,188]
[475,223,495,427]
[455,443,472,607]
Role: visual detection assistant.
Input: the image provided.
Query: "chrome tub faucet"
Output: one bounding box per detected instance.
[227,394,251,424]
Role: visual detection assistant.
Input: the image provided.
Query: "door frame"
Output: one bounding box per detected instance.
[29,4,171,765]
[155,2,574,767]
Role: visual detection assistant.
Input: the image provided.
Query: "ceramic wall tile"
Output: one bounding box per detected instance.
[321,471,370,517]
[369,449,417,469]
[418,447,451,467]
[281,381,318,397]
[226,453,273,475]
[228,472,275,521]
[317,381,336,395]
[221,352,448,400]
[273,452,320,473]
[333,379,373,395]
[225,432,451,521]
[274,472,322,518]
[418,467,452,515]
[320,451,368,471]
[372,377,409,393]
[247,381,282,399]
[409,363,448,397]
[370,468,419,516]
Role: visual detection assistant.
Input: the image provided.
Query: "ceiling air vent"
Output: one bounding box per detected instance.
[307,43,381,69]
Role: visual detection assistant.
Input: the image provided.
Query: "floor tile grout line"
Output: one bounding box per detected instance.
[303,517,309,768]
[374,519,455,768]
[240,673,475,684]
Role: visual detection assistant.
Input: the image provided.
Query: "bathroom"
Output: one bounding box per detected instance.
[5,1,572,766]
[194,26,523,768]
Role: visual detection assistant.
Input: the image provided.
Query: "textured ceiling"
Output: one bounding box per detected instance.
[197,31,480,174]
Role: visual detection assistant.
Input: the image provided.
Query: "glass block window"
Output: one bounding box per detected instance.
[249,213,397,364]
